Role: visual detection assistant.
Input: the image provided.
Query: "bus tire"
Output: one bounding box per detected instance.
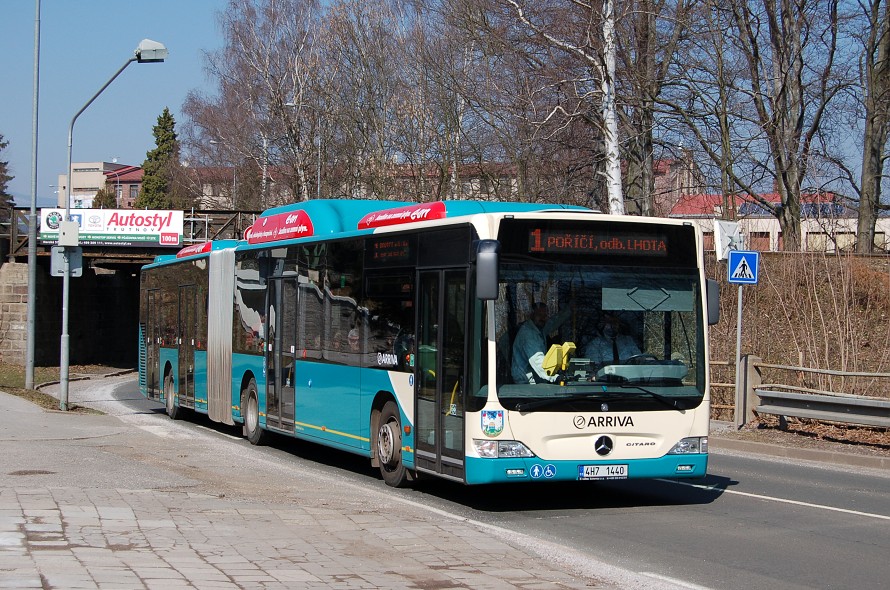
[243,378,266,446]
[376,401,409,487]
[164,374,179,420]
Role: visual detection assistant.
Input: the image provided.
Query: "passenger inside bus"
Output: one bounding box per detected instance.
[583,311,641,366]
[511,302,572,384]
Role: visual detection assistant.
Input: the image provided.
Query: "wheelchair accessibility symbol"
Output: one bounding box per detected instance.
[530,464,557,479]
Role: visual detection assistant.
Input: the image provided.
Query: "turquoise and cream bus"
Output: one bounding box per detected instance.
[139,199,719,486]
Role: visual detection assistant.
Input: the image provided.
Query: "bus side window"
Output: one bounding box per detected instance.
[364,273,414,372]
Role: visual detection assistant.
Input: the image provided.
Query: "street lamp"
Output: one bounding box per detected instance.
[108,168,125,208]
[58,38,167,411]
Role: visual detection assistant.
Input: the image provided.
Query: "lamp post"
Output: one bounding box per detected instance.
[108,168,126,208]
[25,0,40,390]
[58,38,167,411]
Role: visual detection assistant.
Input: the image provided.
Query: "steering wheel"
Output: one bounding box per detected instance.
[624,353,660,365]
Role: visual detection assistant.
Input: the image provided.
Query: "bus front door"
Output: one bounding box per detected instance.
[178,285,197,408]
[416,269,466,482]
[267,278,296,431]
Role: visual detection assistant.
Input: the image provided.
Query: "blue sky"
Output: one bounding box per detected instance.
[1,0,224,207]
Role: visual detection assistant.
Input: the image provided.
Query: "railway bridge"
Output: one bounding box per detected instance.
[0,207,257,367]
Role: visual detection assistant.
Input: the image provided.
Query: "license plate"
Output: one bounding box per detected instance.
[579,464,628,480]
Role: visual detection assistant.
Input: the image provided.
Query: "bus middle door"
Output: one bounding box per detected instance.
[266,277,296,432]
[415,269,466,482]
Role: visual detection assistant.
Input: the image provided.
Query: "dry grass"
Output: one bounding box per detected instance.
[707,251,890,447]
[0,363,106,414]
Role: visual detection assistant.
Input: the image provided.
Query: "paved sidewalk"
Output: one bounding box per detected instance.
[0,376,661,590]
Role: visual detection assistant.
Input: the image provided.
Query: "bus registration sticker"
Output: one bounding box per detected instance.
[481,411,504,437]
[579,464,628,480]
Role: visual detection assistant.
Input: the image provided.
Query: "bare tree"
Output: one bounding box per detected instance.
[616,0,695,216]
[659,0,854,250]
[730,0,848,250]
[657,0,767,217]
[181,0,323,208]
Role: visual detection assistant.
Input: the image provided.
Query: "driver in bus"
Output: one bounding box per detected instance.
[511,302,572,384]
[584,311,640,366]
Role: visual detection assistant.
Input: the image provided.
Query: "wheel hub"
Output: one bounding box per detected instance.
[377,421,398,466]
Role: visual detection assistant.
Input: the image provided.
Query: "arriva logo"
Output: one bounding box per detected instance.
[377,353,398,366]
[573,415,635,429]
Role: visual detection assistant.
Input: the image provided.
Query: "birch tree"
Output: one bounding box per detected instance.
[855,0,890,252]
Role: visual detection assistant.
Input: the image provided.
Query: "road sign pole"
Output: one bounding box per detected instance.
[727,250,760,429]
[734,284,744,428]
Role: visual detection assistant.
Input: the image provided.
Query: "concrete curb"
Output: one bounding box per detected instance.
[35,368,137,391]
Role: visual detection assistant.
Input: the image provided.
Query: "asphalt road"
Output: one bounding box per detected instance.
[100,376,890,590]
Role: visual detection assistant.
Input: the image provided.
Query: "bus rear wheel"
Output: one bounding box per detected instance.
[243,378,266,446]
[376,401,409,487]
[164,374,179,420]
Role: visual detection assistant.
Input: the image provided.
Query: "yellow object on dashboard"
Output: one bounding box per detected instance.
[542,342,576,375]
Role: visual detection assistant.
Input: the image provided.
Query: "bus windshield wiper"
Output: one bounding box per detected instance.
[514,384,686,413]
[608,384,687,411]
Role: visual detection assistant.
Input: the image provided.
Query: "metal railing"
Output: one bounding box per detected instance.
[733,355,890,428]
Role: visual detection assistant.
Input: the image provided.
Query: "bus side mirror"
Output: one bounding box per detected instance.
[474,239,500,300]
[706,278,720,325]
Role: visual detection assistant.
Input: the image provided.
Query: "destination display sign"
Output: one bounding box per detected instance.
[498,219,696,267]
[527,227,669,257]
[366,234,416,267]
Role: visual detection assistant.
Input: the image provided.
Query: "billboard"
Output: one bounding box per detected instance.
[39,209,184,248]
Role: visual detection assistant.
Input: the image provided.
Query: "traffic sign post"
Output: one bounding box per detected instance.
[727,250,760,428]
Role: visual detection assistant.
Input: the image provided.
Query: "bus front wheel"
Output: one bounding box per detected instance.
[164,374,179,420]
[243,378,266,446]
[376,401,408,487]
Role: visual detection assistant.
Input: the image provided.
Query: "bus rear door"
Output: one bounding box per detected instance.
[144,289,162,400]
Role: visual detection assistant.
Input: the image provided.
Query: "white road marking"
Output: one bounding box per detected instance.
[642,572,712,590]
[660,479,890,521]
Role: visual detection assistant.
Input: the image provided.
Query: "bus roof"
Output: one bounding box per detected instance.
[246,199,594,245]
[357,200,592,230]
[145,199,597,267]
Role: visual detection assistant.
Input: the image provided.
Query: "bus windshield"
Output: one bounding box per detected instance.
[494,262,706,413]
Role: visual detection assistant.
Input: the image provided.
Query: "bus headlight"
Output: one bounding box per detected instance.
[668,436,708,454]
[473,439,535,458]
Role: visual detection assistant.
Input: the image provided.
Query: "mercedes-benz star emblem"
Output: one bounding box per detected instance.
[594,435,613,456]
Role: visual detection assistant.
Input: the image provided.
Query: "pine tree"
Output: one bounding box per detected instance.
[136,108,179,209]
[0,134,14,215]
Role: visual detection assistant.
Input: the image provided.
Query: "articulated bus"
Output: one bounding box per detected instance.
[139,199,719,486]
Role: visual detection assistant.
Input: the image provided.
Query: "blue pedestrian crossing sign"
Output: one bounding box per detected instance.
[727,250,760,285]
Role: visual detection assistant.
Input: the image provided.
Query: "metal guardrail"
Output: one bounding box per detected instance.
[735,355,890,429]
[755,389,890,428]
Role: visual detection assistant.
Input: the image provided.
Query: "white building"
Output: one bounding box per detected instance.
[58,161,130,209]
